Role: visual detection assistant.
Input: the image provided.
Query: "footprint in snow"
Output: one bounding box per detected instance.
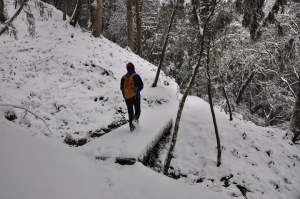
[105,177,115,187]
[121,139,127,143]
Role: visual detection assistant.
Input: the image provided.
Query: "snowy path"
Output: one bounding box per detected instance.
[78,101,178,164]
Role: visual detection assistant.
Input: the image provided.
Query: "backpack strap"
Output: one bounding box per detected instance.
[130,73,136,78]
[122,73,136,79]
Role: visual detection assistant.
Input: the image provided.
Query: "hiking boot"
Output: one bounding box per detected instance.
[129,123,135,132]
[130,125,136,132]
[133,118,139,125]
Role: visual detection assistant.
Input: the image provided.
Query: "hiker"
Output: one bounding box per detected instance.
[120,62,144,131]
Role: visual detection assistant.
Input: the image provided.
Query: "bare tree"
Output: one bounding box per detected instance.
[236,70,255,105]
[126,0,133,50]
[291,72,300,143]
[70,0,82,27]
[135,0,142,56]
[92,0,102,37]
[222,87,233,121]
[163,0,218,175]
[206,29,222,167]
[152,0,178,87]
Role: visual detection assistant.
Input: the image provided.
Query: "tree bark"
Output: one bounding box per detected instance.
[163,0,218,175]
[127,0,134,50]
[206,30,221,167]
[62,0,67,21]
[222,87,233,121]
[0,1,26,36]
[88,0,95,30]
[236,71,255,105]
[70,0,82,27]
[152,1,178,87]
[0,0,5,22]
[113,0,116,12]
[135,0,142,56]
[92,0,102,37]
[291,73,300,143]
[54,0,61,8]
[146,23,160,61]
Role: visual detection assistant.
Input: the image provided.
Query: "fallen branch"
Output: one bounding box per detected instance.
[91,64,116,79]
[0,103,53,136]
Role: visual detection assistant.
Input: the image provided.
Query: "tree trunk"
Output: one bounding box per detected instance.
[135,0,142,56]
[146,23,160,61]
[222,87,233,121]
[147,42,156,62]
[113,0,116,12]
[70,0,82,27]
[88,0,95,30]
[206,30,221,167]
[291,73,300,143]
[54,0,60,8]
[163,0,218,175]
[15,0,17,9]
[62,0,67,21]
[0,1,26,36]
[127,0,134,50]
[0,0,5,22]
[152,1,178,87]
[236,71,255,105]
[92,0,102,37]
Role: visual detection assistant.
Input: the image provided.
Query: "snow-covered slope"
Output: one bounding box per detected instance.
[0,0,178,142]
[169,97,300,198]
[1,1,300,199]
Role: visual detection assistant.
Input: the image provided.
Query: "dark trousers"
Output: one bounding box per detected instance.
[125,97,141,127]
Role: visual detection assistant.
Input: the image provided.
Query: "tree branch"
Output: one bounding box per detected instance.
[0,103,53,136]
[0,0,27,36]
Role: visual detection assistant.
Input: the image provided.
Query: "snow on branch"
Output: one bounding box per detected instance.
[0,103,53,136]
[281,77,296,99]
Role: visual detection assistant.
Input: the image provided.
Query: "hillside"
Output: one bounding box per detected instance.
[1,1,300,199]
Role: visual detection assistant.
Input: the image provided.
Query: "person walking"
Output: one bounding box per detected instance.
[120,62,144,131]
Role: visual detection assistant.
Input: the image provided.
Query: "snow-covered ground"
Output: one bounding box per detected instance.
[1,1,300,199]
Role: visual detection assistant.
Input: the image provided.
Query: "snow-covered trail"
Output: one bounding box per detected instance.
[0,119,232,199]
[79,98,178,163]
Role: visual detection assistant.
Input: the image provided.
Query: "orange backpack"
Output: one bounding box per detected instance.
[123,73,137,99]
